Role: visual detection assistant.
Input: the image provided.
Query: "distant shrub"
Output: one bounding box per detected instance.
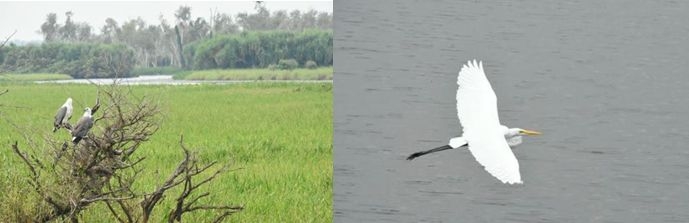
[277,59,298,70]
[267,64,278,70]
[305,60,317,69]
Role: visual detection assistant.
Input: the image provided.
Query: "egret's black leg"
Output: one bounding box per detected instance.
[407,144,466,160]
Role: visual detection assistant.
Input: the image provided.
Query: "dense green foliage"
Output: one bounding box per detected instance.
[0,43,134,78]
[184,30,332,70]
[0,83,333,222]
[0,73,72,81]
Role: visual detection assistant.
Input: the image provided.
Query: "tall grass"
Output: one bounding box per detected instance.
[177,67,333,81]
[131,66,190,76]
[0,83,332,222]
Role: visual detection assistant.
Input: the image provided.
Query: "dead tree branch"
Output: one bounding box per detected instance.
[142,136,243,223]
[0,30,16,49]
[10,84,241,222]
[12,141,72,222]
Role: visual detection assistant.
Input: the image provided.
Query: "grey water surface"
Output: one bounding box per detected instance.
[334,0,689,222]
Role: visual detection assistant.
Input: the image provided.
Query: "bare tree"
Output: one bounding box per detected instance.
[9,84,242,222]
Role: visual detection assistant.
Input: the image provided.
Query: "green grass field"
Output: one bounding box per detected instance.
[0,73,73,81]
[178,67,333,81]
[0,83,332,222]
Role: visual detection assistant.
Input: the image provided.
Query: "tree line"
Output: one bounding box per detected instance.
[186,30,332,70]
[1,43,134,78]
[0,3,332,78]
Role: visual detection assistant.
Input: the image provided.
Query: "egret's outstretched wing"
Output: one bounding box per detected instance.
[467,132,522,184]
[456,60,522,184]
[457,60,500,131]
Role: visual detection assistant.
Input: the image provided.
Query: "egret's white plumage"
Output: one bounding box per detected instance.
[407,60,541,185]
[448,137,467,148]
[456,60,521,184]
[503,126,523,147]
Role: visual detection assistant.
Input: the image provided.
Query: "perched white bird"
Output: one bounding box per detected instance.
[72,107,94,145]
[53,98,73,132]
[407,60,541,184]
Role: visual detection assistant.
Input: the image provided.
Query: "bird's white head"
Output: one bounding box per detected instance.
[83,107,92,116]
[500,125,541,137]
[64,98,73,106]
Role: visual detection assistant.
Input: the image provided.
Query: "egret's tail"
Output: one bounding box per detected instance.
[406,145,455,160]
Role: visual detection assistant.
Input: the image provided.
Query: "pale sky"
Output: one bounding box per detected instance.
[0,1,332,43]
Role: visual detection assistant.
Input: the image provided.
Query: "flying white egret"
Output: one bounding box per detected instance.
[407,60,541,184]
[53,98,73,132]
[72,107,93,145]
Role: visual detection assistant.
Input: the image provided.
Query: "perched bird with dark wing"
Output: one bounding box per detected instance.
[72,107,93,145]
[53,98,73,132]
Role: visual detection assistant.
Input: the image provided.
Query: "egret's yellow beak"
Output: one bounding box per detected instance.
[520,129,542,136]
